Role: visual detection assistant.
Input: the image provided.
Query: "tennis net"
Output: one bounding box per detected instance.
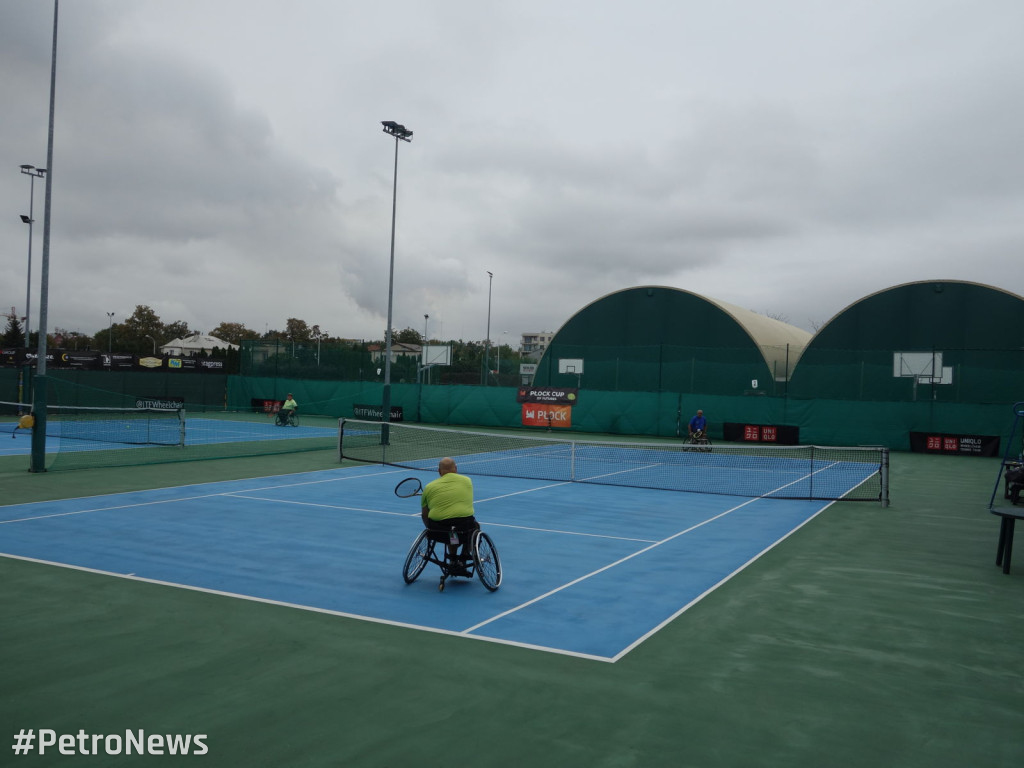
[339,419,890,504]
[0,401,185,446]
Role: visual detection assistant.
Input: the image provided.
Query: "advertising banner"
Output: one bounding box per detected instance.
[135,396,185,409]
[909,432,1000,456]
[521,403,572,428]
[516,387,578,405]
[103,353,136,370]
[723,422,800,445]
[59,350,101,368]
[353,404,405,422]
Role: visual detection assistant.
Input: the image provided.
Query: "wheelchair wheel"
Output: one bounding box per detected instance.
[687,436,712,452]
[288,412,299,426]
[402,530,430,584]
[472,530,502,591]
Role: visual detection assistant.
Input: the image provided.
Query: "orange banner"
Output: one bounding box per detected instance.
[521,403,572,428]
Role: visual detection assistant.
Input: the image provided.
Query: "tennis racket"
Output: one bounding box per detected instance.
[394,477,423,498]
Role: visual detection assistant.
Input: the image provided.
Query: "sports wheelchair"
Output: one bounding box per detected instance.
[275,409,298,427]
[1006,462,1024,505]
[403,523,502,592]
[687,428,712,451]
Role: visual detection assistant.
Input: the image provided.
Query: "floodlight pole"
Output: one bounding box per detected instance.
[106,312,115,354]
[144,334,156,355]
[419,313,429,385]
[483,271,493,385]
[19,165,46,351]
[19,165,46,411]
[30,0,59,473]
[380,120,412,441]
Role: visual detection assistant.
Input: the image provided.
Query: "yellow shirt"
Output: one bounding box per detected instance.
[421,472,475,521]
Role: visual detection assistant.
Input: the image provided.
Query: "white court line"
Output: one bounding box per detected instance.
[611,499,838,661]
[461,462,836,637]
[461,497,762,635]
[0,466,411,525]
[0,552,615,663]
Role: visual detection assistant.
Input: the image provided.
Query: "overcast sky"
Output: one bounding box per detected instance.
[2,0,1022,346]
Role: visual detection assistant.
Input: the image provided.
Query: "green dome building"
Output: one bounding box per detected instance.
[534,286,811,396]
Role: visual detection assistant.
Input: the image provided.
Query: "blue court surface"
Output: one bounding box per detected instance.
[0,464,837,662]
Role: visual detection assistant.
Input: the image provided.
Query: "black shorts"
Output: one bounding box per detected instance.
[426,515,479,533]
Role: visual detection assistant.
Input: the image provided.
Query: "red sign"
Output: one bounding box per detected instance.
[743,425,760,441]
[521,404,572,428]
[911,432,999,456]
[761,426,777,442]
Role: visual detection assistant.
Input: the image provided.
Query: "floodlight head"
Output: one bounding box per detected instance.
[381,120,413,141]
[20,164,34,171]
[20,215,31,224]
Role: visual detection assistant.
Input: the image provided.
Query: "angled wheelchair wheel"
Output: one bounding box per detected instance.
[472,530,502,591]
[402,530,430,584]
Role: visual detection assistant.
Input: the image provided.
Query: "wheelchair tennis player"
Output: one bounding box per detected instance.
[421,457,479,575]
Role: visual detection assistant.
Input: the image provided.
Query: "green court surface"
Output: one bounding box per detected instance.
[1,446,1022,767]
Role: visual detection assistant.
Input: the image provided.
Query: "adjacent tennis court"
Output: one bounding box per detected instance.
[1,461,850,661]
[0,412,336,455]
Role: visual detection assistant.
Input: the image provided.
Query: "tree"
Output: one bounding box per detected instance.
[285,318,311,343]
[2,311,25,347]
[94,305,192,355]
[211,322,261,345]
[394,327,423,345]
[163,321,190,341]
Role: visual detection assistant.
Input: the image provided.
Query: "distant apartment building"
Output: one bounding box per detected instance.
[520,332,555,361]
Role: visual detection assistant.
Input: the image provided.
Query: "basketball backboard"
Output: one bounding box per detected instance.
[893,351,942,378]
[422,345,452,366]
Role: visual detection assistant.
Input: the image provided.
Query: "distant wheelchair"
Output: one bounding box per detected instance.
[275,409,298,427]
[403,523,502,592]
[687,429,712,452]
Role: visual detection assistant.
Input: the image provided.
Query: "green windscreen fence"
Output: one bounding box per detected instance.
[2,367,1019,472]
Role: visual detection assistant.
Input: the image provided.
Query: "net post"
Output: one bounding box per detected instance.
[880,447,890,507]
[178,408,186,447]
[337,418,345,462]
[29,374,48,473]
[807,445,814,500]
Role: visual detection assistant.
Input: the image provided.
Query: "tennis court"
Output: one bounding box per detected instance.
[3,440,1022,766]
[0,459,854,661]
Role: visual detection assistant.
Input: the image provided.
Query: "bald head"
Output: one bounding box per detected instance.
[438,457,457,475]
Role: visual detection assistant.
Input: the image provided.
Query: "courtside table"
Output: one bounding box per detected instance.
[992,507,1024,574]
